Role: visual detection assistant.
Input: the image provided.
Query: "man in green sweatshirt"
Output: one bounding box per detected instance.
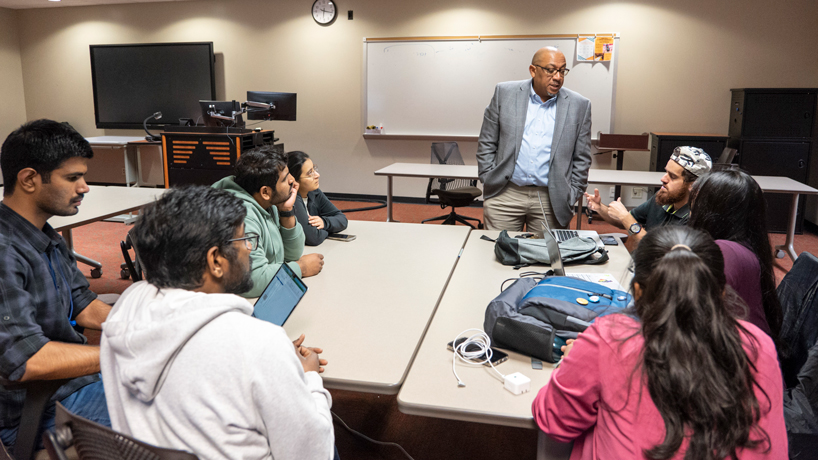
[213,145,324,297]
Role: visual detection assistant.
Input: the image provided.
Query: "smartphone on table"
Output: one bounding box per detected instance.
[447,338,509,366]
[326,233,356,242]
[600,235,619,246]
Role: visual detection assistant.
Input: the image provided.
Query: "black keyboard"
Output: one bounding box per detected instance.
[554,230,579,242]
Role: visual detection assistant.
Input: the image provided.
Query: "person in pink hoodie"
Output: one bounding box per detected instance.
[532,225,787,459]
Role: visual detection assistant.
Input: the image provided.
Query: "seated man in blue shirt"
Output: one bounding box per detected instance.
[0,120,112,450]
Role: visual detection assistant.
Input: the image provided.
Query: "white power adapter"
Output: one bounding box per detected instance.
[503,372,531,395]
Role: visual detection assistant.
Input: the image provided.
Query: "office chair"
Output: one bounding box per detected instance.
[777,251,818,389]
[0,378,70,460]
[119,230,142,282]
[43,402,199,460]
[421,142,483,229]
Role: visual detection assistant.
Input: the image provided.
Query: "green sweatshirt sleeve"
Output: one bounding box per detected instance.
[279,219,306,262]
[241,209,306,298]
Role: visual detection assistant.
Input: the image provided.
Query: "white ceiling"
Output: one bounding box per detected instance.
[0,0,195,9]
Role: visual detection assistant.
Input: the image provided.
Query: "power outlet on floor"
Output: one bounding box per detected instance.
[631,187,643,199]
[609,187,615,199]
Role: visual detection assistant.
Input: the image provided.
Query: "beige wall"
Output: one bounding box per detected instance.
[10,0,818,197]
[0,6,26,184]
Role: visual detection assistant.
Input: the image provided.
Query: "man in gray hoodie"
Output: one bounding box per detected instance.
[100,186,336,460]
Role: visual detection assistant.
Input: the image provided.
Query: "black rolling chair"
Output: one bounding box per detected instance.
[0,378,70,460]
[421,142,483,229]
[119,230,142,282]
[778,251,818,389]
[43,402,199,460]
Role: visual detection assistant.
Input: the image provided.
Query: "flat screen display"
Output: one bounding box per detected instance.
[90,42,216,129]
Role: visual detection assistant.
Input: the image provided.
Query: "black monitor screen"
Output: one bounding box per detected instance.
[246,91,297,121]
[90,42,216,129]
[199,100,244,128]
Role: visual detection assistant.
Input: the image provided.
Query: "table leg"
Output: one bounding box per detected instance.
[774,193,800,262]
[62,229,103,274]
[537,431,572,460]
[386,175,394,222]
[136,144,143,187]
[614,149,624,200]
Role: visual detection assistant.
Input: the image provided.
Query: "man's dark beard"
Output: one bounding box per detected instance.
[271,182,294,206]
[224,252,254,295]
[655,185,687,206]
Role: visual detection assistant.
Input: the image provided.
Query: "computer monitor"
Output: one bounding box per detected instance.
[199,100,244,128]
[90,42,216,129]
[246,92,297,121]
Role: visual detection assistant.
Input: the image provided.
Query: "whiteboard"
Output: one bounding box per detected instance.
[363,35,619,139]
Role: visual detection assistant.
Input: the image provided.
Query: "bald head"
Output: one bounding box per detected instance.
[532,46,563,65]
[529,47,567,99]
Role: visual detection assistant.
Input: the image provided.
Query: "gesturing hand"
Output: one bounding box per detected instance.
[584,188,602,212]
[607,198,630,223]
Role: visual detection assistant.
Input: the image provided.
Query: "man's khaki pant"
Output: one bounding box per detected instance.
[483,183,566,236]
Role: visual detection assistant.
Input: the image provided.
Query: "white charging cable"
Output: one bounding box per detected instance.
[451,328,506,387]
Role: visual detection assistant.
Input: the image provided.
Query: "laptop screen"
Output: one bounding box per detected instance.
[541,230,565,276]
[253,263,307,326]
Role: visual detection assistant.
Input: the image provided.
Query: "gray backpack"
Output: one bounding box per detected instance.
[482,230,608,269]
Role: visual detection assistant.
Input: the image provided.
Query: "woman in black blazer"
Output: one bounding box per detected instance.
[287,151,349,246]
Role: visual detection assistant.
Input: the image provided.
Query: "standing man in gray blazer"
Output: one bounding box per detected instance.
[477,46,592,233]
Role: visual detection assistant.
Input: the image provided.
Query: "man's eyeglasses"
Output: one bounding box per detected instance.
[533,64,569,77]
[306,166,318,178]
[226,232,259,251]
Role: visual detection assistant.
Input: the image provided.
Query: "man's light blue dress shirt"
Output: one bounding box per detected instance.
[510,83,558,187]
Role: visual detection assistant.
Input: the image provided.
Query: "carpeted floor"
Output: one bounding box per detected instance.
[71,200,818,460]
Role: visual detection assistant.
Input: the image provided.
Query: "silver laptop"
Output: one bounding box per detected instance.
[540,229,565,276]
[536,192,604,249]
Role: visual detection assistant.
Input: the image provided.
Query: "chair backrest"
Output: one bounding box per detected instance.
[716,147,737,165]
[44,402,199,460]
[430,142,465,166]
[0,377,69,460]
[120,230,143,282]
[426,142,476,201]
[777,252,818,388]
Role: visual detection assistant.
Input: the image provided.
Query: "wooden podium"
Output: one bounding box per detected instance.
[597,133,650,199]
[161,127,281,188]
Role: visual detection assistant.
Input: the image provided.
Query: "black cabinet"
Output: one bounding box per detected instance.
[649,133,728,172]
[729,88,818,233]
[161,128,281,188]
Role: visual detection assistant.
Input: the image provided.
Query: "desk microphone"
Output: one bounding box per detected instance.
[143,111,163,142]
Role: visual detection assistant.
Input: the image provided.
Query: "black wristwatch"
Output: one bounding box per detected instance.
[278,208,295,218]
[628,222,642,236]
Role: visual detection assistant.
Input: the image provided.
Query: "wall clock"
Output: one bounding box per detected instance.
[312,0,337,26]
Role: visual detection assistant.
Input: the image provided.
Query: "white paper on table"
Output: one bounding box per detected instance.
[567,272,626,292]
